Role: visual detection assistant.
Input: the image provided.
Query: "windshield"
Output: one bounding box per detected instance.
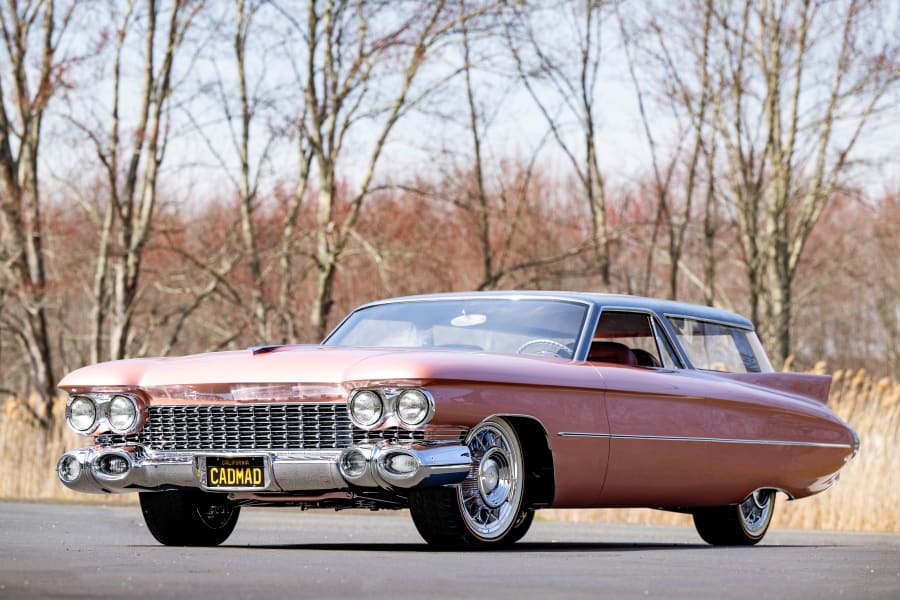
[324,298,589,358]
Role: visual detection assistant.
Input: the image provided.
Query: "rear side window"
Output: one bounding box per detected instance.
[666,316,772,373]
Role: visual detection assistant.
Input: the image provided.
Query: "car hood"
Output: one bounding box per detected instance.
[58,344,601,391]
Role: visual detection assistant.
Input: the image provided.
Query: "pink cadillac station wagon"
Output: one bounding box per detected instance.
[57,292,858,548]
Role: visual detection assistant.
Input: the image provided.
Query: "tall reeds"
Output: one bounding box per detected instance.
[773,369,900,532]
[0,396,133,503]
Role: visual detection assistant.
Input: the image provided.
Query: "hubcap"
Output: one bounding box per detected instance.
[739,490,774,536]
[457,420,524,540]
[478,448,512,508]
[197,501,235,530]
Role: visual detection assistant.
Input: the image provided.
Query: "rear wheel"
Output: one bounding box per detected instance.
[139,490,240,546]
[692,490,776,546]
[409,418,529,549]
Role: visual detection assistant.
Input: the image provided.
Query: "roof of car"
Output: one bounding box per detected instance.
[359,291,755,330]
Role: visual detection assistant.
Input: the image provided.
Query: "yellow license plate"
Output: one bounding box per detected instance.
[205,456,265,488]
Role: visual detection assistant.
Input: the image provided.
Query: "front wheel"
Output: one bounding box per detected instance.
[139,490,240,546]
[409,418,529,549]
[692,490,776,546]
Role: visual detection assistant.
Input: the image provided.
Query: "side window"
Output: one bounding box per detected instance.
[591,311,678,368]
[666,316,772,373]
[650,319,680,369]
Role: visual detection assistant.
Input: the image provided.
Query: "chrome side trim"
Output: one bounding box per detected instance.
[556,432,853,449]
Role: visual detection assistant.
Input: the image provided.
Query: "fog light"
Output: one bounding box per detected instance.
[97,454,129,476]
[340,449,367,478]
[384,453,418,475]
[57,455,81,483]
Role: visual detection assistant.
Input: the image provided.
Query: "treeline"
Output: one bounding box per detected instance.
[0,1,898,422]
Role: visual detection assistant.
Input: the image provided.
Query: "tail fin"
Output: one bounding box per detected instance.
[715,372,832,405]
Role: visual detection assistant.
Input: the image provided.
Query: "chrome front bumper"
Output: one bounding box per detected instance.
[57,442,472,494]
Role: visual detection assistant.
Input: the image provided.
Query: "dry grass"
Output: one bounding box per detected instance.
[3,370,898,530]
[0,396,135,504]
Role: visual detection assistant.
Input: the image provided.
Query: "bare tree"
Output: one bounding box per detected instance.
[508,0,616,290]
[441,11,583,291]
[281,0,503,340]
[191,0,313,343]
[618,0,719,301]
[0,0,75,417]
[233,0,268,340]
[870,193,900,379]
[73,0,204,361]
[712,0,899,365]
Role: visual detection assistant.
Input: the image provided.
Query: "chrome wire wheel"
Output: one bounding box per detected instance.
[693,488,777,546]
[739,489,774,537]
[457,419,524,541]
[407,417,532,548]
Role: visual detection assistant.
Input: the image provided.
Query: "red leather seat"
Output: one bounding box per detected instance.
[631,348,661,368]
[588,341,638,366]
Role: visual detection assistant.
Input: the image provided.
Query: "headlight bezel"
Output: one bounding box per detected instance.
[348,389,385,429]
[396,389,434,427]
[64,392,143,435]
[66,395,97,433]
[107,394,139,433]
[347,387,434,430]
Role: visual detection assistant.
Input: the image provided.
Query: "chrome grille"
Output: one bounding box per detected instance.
[106,403,353,451]
[96,403,469,451]
[352,426,468,445]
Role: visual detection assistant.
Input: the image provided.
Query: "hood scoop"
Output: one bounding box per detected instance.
[249,345,287,355]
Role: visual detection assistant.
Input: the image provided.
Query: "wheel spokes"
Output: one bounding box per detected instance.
[457,421,523,539]
[739,490,773,535]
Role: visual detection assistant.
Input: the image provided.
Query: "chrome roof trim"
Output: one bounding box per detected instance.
[663,312,755,332]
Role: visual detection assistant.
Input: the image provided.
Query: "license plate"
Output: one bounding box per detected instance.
[205,456,266,489]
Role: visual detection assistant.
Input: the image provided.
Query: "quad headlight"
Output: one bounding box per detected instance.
[348,390,384,428]
[108,395,138,432]
[66,396,97,432]
[347,388,434,429]
[65,393,141,434]
[396,389,432,426]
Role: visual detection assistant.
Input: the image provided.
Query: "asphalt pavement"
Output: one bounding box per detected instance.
[1,501,898,599]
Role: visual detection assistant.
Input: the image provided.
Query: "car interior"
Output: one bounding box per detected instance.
[588,311,666,368]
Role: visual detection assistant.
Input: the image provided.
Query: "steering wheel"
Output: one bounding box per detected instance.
[516,339,573,358]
